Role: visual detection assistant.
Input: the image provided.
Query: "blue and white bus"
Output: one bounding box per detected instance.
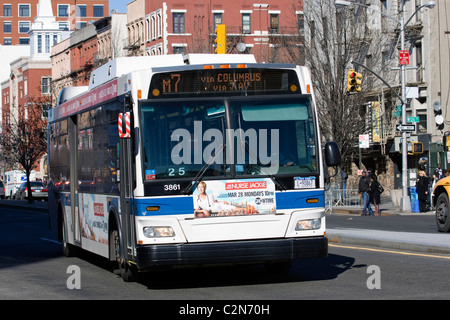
[48,54,341,281]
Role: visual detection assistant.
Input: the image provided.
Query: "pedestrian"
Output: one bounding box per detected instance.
[416,170,430,212]
[433,164,443,180]
[430,174,439,209]
[342,169,348,198]
[369,174,381,216]
[358,170,374,216]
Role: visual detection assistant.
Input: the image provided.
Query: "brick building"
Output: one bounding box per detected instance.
[140,0,304,63]
[1,0,108,180]
[1,0,108,46]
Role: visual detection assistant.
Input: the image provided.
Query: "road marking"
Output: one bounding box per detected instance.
[329,243,450,260]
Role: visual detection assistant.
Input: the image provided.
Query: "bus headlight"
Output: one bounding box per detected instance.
[295,218,321,231]
[143,226,175,238]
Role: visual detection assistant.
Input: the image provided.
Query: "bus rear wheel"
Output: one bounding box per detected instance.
[112,229,138,282]
[436,193,450,232]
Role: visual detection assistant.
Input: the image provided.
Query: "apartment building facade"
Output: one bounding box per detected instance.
[1,0,108,46]
[134,0,304,63]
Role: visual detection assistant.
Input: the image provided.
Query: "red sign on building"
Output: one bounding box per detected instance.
[399,50,410,65]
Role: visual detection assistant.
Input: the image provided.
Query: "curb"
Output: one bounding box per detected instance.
[0,201,48,213]
[331,208,399,216]
[327,229,450,255]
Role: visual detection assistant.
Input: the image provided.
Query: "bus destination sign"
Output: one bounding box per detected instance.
[149,68,300,98]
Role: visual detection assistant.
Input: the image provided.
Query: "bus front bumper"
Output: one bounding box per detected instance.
[134,236,327,270]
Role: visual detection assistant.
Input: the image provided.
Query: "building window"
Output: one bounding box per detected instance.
[4,22,11,33]
[19,38,29,45]
[42,77,52,95]
[417,111,427,133]
[4,4,11,17]
[157,10,162,38]
[213,13,223,30]
[38,35,42,53]
[19,21,30,33]
[173,46,186,54]
[93,5,103,17]
[270,14,279,34]
[151,13,156,39]
[173,13,185,34]
[19,4,30,17]
[58,5,69,17]
[242,13,251,34]
[76,22,87,29]
[76,5,87,17]
[59,22,69,31]
[4,38,12,45]
[297,12,304,35]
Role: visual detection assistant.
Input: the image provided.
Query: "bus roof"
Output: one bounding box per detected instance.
[88,55,185,90]
[88,54,257,91]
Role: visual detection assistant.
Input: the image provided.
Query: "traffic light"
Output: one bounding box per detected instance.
[347,69,362,93]
[444,131,450,151]
[215,24,227,54]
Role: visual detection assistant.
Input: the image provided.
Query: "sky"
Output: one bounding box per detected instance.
[109,0,129,14]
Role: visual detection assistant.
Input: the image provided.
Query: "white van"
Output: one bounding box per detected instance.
[4,170,35,199]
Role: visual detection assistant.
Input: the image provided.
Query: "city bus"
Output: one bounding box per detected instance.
[48,54,341,281]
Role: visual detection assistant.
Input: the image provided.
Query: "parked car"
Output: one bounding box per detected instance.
[0,181,5,199]
[14,181,48,201]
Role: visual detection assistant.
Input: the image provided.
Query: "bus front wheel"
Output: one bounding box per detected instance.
[112,229,137,282]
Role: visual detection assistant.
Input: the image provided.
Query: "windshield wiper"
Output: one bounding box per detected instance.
[182,143,225,195]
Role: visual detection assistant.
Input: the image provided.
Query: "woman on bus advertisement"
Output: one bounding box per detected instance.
[193,179,276,218]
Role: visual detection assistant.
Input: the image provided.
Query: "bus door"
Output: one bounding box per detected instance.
[118,107,135,262]
[69,115,81,244]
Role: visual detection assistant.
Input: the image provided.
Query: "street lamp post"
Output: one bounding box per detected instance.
[335,0,435,211]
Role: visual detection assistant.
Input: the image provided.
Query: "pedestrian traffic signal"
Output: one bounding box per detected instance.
[408,142,423,155]
[347,69,362,93]
[413,142,423,154]
[215,24,227,54]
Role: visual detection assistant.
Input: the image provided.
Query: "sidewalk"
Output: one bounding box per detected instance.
[330,194,434,216]
[327,194,450,255]
[0,199,48,212]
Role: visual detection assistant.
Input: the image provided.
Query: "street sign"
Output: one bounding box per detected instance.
[394,111,402,117]
[399,50,409,65]
[359,134,369,148]
[396,124,415,132]
[407,116,419,123]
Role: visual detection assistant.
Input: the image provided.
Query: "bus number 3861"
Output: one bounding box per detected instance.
[164,183,181,191]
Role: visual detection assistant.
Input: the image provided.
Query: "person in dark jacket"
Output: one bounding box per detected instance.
[358,170,374,216]
[369,175,381,216]
[416,170,429,212]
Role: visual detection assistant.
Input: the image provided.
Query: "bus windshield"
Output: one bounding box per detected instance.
[140,95,317,181]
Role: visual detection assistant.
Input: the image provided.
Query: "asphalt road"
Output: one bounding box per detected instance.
[1,206,449,303]
[327,214,439,233]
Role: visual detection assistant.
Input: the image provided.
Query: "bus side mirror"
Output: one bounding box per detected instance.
[324,142,341,167]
